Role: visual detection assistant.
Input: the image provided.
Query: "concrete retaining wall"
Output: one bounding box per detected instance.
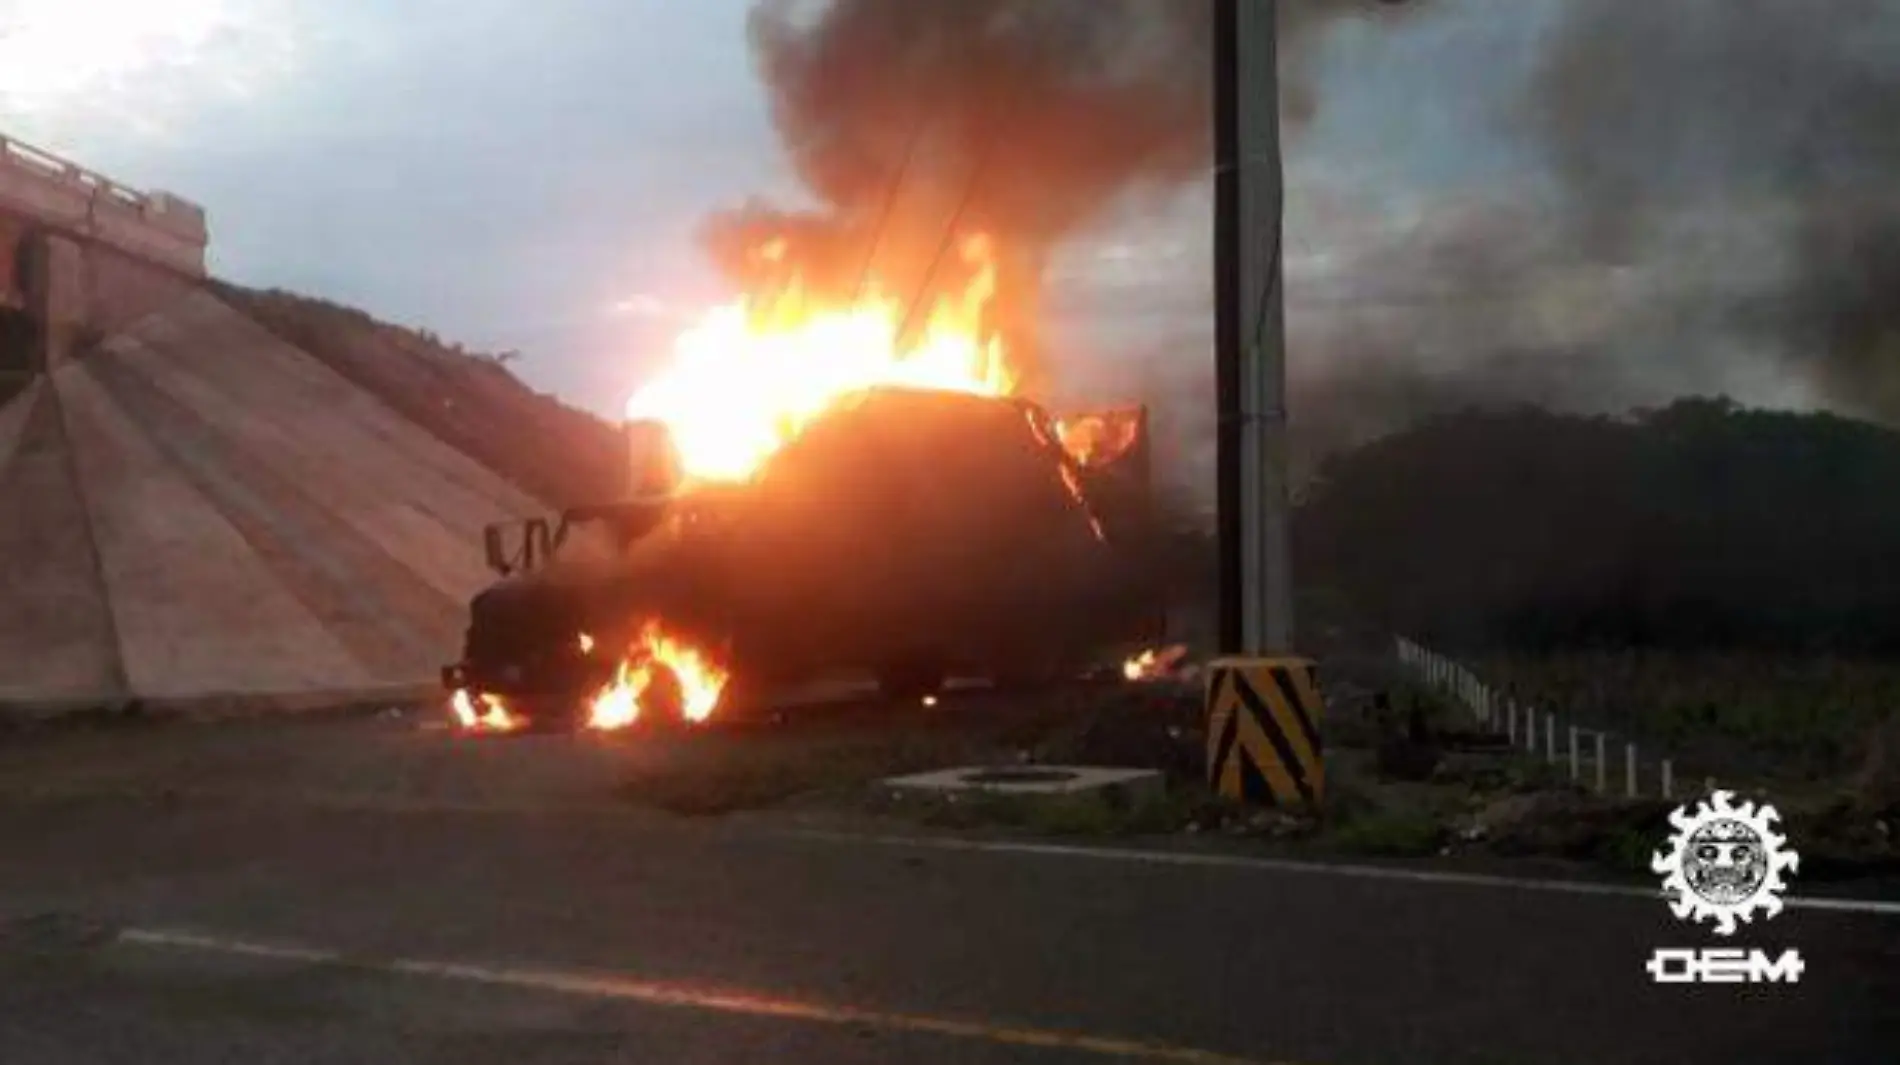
[0,379,124,704]
[0,278,559,709]
[0,137,595,711]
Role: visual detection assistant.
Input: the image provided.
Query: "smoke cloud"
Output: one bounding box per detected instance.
[1265,0,1900,479]
[710,0,1415,396]
[1525,0,1900,421]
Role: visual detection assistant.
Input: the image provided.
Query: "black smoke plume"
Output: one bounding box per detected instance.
[1268,0,1900,478]
[709,0,1416,395]
[1525,0,1900,422]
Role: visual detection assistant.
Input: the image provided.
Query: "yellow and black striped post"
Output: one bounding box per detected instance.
[1205,657,1325,809]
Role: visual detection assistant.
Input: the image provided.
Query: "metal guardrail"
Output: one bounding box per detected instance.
[1395,636,1677,800]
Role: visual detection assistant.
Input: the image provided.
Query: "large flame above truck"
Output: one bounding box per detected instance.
[628,233,1015,485]
[442,233,1161,731]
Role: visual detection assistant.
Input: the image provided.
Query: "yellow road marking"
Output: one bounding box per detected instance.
[119,927,1301,1065]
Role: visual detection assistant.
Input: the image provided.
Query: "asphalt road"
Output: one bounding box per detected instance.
[1,718,1896,1065]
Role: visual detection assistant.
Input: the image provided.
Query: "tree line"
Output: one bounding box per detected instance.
[1293,398,1900,653]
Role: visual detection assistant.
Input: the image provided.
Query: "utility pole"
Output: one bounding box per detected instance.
[1213,0,1293,654]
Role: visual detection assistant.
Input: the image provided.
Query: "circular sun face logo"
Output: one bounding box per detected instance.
[1653,791,1800,936]
[1682,818,1769,906]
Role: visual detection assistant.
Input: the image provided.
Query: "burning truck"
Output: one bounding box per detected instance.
[442,235,1166,733]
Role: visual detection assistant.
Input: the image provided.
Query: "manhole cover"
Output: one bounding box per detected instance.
[958,768,1081,785]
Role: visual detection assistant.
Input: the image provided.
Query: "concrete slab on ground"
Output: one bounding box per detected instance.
[884,765,1164,801]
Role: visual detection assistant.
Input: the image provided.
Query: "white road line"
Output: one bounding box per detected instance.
[117,927,1293,1065]
[776,830,1900,917]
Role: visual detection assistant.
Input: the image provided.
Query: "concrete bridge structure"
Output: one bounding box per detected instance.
[0,134,559,715]
[0,136,208,370]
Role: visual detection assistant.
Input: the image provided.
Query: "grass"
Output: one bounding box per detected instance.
[615,688,1197,819]
[617,716,1215,838]
[603,664,1899,878]
[1468,649,1900,783]
[1327,810,1446,857]
[1594,825,1661,874]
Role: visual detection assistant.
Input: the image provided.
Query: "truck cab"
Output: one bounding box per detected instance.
[443,387,1162,727]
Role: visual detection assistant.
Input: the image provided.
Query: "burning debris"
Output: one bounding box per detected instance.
[450,689,521,733]
[1122,644,1190,683]
[584,622,730,731]
[450,623,729,734]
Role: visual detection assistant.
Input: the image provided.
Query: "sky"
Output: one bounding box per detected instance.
[0,0,1837,480]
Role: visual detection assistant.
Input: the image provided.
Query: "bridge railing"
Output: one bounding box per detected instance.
[0,133,208,274]
[3,136,144,208]
[1394,636,1678,800]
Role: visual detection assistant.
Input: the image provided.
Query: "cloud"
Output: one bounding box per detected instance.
[0,0,309,144]
[0,0,786,421]
[610,293,676,320]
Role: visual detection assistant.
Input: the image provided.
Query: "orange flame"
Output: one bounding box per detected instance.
[625,234,1015,483]
[1054,411,1143,469]
[586,621,730,730]
[450,688,521,732]
[1122,644,1189,683]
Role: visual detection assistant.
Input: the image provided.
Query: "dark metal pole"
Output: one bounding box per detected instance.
[1212,0,1244,655]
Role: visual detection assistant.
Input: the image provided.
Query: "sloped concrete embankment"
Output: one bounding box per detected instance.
[0,263,557,716]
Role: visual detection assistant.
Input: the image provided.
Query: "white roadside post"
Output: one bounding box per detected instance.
[1594,732,1607,793]
[1568,726,1579,781]
[1506,700,1517,744]
[1625,743,1638,798]
[1661,759,1674,799]
[1545,712,1557,764]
